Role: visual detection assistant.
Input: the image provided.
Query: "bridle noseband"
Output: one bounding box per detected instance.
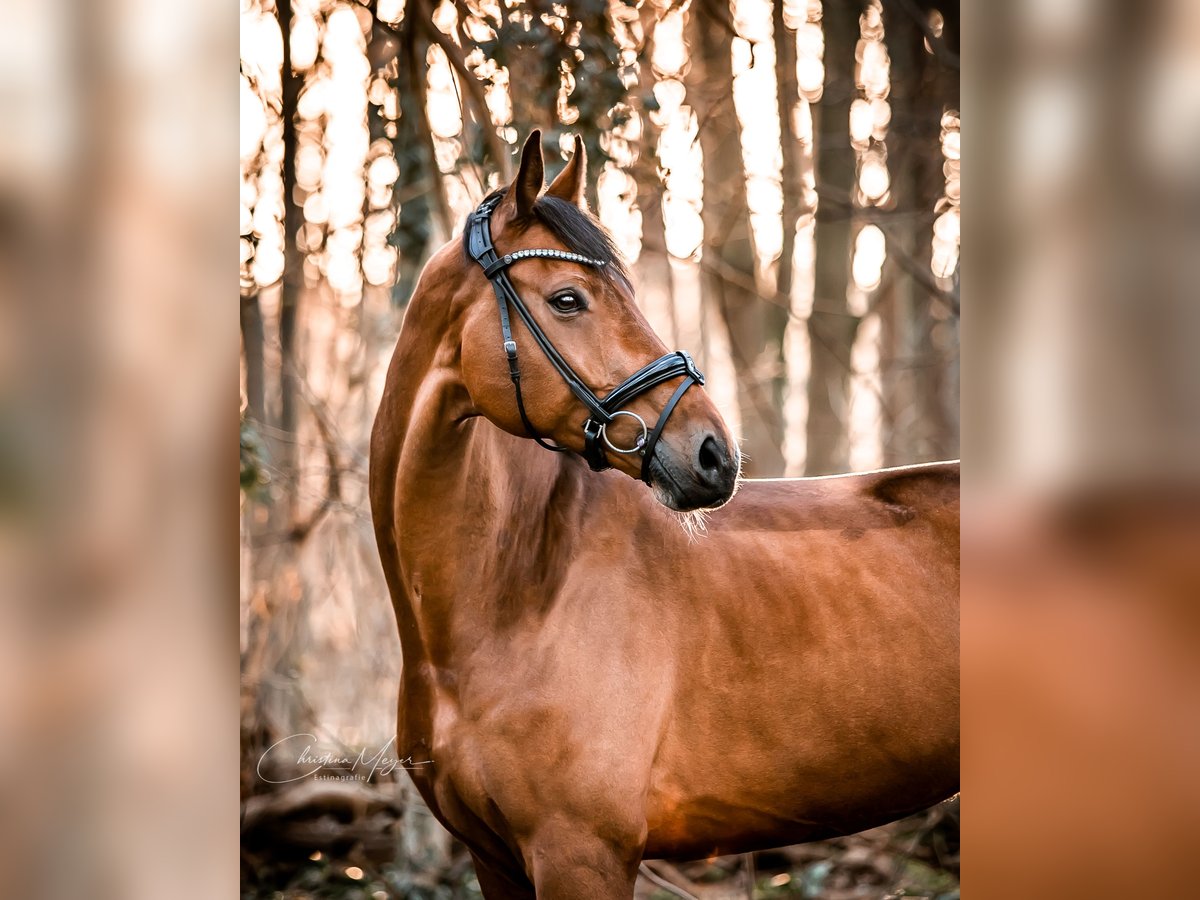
[465,194,705,483]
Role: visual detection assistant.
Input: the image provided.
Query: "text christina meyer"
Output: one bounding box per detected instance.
[257,733,432,784]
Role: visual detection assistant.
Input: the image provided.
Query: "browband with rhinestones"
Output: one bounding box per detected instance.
[482,248,607,279]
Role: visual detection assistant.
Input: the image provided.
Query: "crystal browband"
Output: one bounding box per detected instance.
[482,248,606,279]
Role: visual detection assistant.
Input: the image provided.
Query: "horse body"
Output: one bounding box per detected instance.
[370,133,958,898]
[640,471,958,857]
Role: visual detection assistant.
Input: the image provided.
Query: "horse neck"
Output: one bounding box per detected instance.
[383,330,588,666]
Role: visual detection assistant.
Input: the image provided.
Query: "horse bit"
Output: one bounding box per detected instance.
[465,193,705,483]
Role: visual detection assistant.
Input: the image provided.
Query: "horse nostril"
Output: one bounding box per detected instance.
[697,434,724,478]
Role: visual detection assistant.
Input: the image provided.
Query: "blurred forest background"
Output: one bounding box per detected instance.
[239,0,960,896]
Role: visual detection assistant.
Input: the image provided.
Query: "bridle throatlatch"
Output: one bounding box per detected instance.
[465,194,705,484]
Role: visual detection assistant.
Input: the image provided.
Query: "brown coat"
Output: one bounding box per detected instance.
[370,134,959,898]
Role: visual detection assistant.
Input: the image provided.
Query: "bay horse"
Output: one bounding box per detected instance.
[369,131,959,899]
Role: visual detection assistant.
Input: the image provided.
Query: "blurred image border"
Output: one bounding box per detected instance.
[2,0,1198,897]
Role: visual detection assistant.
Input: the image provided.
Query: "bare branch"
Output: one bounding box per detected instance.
[638,862,701,900]
[410,0,513,180]
[881,0,959,70]
[815,188,961,317]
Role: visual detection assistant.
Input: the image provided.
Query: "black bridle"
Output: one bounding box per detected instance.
[465,194,705,483]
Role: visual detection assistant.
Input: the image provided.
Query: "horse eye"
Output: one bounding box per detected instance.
[548,292,584,314]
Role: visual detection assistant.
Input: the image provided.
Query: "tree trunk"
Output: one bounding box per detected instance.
[686,0,785,476]
[244,0,315,775]
[772,0,805,422]
[928,8,960,460]
[878,3,925,466]
[879,2,957,464]
[633,3,677,346]
[405,26,452,244]
[805,0,862,475]
[500,1,546,149]
[279,0,304,521]
[241,293,266,425]
[390,30,436,306]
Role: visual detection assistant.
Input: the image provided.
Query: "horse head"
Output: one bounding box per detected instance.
[423,130,739,511]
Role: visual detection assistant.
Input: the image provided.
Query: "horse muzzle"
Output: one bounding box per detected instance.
[645,427,740,512]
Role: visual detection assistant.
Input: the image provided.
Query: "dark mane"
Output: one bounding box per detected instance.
[462,189,631,288]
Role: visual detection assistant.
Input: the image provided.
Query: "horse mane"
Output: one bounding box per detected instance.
[463,189,632,289]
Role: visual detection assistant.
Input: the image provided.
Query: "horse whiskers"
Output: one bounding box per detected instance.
[737,451,751,478]
[672,507,711,541]
[648,483,705,537]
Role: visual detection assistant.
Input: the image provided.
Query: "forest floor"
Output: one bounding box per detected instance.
[241,780,958,900]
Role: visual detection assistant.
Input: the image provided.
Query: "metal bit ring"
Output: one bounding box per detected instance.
[599,410,649,454]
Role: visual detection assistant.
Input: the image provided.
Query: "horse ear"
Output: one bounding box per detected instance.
[503,129,544,220]
[546,134,587,208]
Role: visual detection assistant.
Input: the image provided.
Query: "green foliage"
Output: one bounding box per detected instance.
[895,858,960,897]
[240,417,270,496]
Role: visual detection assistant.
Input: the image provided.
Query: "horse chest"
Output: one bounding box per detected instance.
[404,642,669,819]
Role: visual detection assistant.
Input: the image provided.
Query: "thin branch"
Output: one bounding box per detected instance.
[285,391,341,542]
[251,397,341,547]
[816,188,961,317]
[881,0,959,70]
[694,255,919,425]
[706,0,742,44]
[638,862,700,900]
[877,221,960,316]
[410,0,513,180]
[885,802,952,896]
[405,30,454,238]
[698,254,853,324]
[370,0,511,184]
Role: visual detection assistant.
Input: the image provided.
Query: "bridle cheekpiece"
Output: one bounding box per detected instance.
[465,193,705,484]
